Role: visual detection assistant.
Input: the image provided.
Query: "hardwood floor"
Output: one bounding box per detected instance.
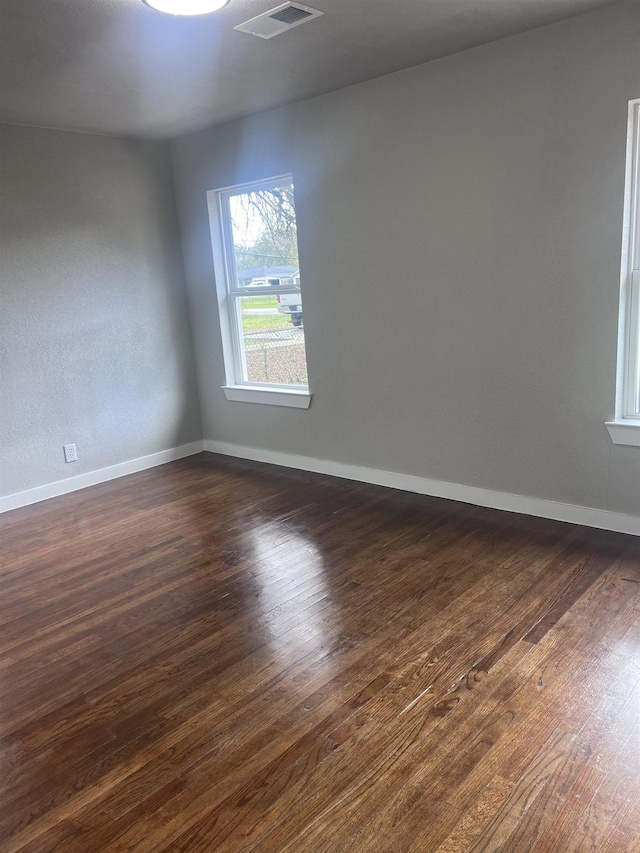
[1,452,639,853]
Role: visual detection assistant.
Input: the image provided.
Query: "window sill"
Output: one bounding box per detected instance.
[605,420,640,447]
[222,386,312,409]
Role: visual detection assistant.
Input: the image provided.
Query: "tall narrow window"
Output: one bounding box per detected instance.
[208,175,311,408]
[608,100,640,445]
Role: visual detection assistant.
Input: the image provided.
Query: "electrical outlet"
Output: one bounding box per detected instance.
[63,443,78,463]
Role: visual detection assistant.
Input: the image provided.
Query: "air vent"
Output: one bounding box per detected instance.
[269,6,312,24]
[234,2,323,39]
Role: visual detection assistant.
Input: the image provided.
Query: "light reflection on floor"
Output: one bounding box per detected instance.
[247,521,331,648]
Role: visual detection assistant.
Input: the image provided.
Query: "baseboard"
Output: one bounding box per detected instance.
[0,441,205,513]
[204,440,640,536]
[4,438,638,536]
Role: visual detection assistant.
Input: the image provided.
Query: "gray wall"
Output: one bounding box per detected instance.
[171,1,640,517]
[0,124,202,496]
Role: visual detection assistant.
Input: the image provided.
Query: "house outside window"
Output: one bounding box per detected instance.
[207,175,311,408]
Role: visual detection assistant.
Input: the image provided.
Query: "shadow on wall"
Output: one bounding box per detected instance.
[0,122,202,496]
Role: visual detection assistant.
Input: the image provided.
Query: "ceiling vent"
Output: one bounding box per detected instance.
[234,3,323,39]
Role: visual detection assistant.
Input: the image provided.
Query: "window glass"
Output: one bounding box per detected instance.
[213,176,309,390]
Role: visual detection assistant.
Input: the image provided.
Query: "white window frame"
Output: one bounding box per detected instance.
[607,99,640,446]
[207,175,311,409]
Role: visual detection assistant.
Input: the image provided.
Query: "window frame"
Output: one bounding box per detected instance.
[607,99,640,446]
[207,174,311,409]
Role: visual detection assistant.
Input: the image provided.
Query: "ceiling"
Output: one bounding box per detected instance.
[0,0,621,140]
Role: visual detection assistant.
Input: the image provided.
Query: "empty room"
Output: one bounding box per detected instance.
[1,0,639,851]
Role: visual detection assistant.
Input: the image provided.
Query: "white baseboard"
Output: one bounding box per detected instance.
[204,440,640,537]
[4,438,638,537]
[0,441,205,513]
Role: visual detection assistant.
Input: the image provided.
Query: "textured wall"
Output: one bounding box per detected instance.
[0,125,202,496]
[171,2,640,517]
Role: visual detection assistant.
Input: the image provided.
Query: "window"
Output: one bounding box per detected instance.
[208,175,311,408]
[607,99,640,446]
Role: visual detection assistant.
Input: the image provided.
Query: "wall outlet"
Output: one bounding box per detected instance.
[63,443,78,463]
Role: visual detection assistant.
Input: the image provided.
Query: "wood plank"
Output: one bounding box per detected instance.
[0,452,638,853]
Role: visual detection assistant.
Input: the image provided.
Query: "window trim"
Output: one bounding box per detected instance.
[221,385,312,407]
[207,174,312,408]
[607,99,640,446]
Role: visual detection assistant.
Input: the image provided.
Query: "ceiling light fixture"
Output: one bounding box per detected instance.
[142,0,229,15]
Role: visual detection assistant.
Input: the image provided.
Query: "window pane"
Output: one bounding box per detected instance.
[224,178,308,389]
[229,181,299,282]
[635,305,640,413]
[238,294,307,387]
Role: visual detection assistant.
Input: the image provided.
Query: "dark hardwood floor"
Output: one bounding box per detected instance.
[1,452,639,852]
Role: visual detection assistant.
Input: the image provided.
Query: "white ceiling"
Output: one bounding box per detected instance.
[0,0,621,140]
